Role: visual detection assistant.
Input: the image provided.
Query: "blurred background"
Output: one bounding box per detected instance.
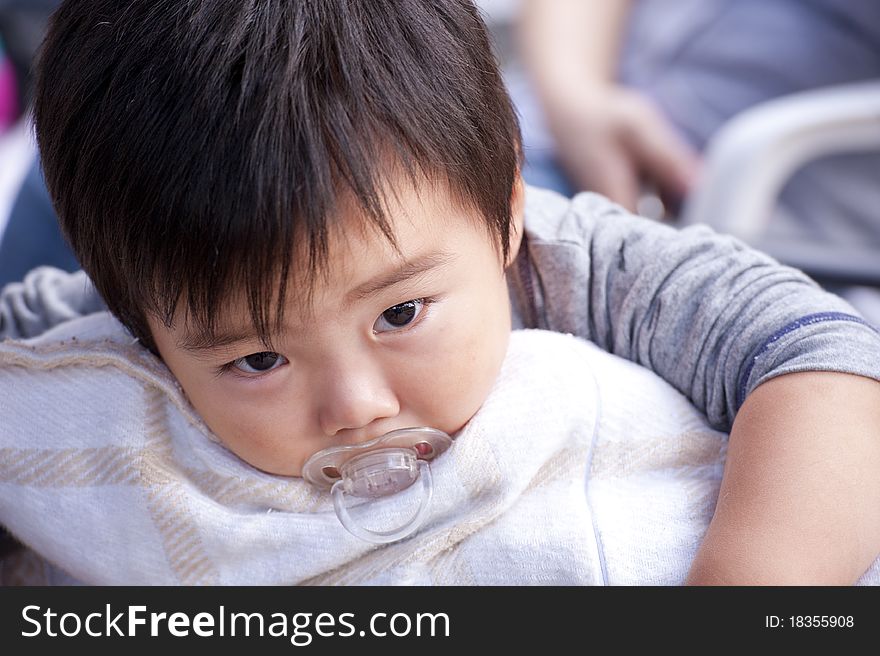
[488,0,880,321]
[0,0,878,320]
[0,0,72,286]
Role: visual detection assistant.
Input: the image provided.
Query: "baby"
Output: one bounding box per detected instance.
[2,0,880,584]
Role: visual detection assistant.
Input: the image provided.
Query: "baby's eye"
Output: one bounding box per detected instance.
[230,351,288,374]
[373,298,429,333]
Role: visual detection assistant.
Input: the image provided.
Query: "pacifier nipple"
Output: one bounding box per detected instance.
[302,427,452,544]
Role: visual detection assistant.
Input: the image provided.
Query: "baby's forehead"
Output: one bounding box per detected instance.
[175,243,458,346]
[310,181,493,274]
[165,176,500,347]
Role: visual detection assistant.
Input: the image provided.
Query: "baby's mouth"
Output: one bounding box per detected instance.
[301,427,453,543]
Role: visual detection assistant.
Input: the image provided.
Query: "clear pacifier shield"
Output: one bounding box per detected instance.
[302,427,453,544]
[302,426,452,490]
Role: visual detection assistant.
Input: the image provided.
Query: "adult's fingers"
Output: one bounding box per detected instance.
[626,102,701,200]
[560,138,641,211]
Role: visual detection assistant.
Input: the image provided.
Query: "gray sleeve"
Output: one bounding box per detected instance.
[0,267,106,341]
[521,189,880,431]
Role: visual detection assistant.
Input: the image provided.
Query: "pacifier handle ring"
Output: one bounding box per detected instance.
[331,459,433,544]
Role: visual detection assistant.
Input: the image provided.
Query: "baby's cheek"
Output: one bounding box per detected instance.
[195,399,296,474]
[419,322,509,430]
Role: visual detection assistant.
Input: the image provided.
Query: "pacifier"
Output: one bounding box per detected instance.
[302,427,453,544]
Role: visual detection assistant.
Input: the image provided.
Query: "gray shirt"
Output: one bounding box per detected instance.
[509,187,880,430]
[2,185,879,431]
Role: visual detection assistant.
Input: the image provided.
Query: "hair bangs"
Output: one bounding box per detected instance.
[35,0,521,352]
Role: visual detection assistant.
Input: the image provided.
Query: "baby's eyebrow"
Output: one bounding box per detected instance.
[177,327,272,355]
[344,250,456,304]
[177,250,456,354]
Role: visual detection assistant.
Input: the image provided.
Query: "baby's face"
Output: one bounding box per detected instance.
[148,179,522,476]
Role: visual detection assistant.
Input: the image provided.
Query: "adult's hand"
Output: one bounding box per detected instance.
[518,0,700,212]
[543,84,701,212]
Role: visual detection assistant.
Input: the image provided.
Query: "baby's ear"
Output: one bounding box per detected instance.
[505,174,526,269]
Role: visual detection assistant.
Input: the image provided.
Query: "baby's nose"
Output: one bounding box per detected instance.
[316,366,400,438]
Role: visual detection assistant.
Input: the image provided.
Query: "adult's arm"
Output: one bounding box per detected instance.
[687,371,880,584]
[518,0,627,97]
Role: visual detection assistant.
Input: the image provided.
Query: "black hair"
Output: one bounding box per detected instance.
[34,0,521,351]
